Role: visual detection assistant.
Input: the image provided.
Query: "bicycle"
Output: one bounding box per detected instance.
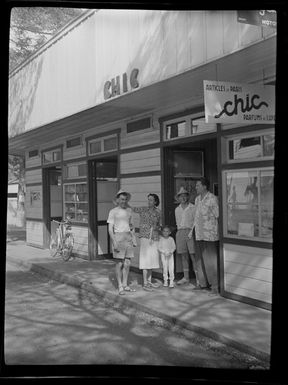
[49,219,74,261]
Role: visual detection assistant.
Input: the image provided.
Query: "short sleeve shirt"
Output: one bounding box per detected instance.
[194,192,219,241]
[107,207,132,233]
[175,203,195,230]
[133,207,161,239]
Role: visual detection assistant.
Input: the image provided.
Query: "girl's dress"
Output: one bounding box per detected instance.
[133,207,161,270]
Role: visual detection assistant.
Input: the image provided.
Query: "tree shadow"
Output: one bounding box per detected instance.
[4,268,256,368]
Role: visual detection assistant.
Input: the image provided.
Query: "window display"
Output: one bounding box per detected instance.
[64,183,88,223]
[224,169,273,240]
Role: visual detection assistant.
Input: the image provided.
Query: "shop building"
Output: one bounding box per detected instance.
[8,10,276,309]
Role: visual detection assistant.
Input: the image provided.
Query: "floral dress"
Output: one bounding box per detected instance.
[133,207,161,269]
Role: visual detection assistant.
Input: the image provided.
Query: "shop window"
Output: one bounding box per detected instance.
[43,149,61,164]
[126,117,151,133]
[227,131,275,162]
[103,137,117,152]
[166,121,186,139]
[163,114,216,141]
[224,168,273,241]
[28,149,39,158]
[66,136,82,149]
[64,162,87,179]
[64,182,88,223]
[89,140,102,154]
[88,135,118,155]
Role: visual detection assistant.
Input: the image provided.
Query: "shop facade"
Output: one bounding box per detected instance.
[8,10,276,309]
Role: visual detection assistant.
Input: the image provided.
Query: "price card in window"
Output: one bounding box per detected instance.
[238,223,254,237]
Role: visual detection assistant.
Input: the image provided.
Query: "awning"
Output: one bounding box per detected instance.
[8,36,275,156]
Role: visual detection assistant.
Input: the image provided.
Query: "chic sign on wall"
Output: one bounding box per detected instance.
[104,68,139,100]
[204,80,275,124]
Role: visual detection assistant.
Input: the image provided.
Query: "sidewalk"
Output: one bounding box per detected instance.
[6,238,271,364]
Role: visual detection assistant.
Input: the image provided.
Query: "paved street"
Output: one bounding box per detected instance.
[5,260,255,367]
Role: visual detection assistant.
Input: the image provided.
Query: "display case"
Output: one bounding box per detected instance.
[64,182,88,223]
[223,168,273,241]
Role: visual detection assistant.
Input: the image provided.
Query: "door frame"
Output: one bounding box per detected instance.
[88,156,119,260]
[42,166,63,248]
[42,167,51,248]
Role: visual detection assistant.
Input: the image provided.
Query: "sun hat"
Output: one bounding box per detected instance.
[174,186,190,202]
[114,189,131,203]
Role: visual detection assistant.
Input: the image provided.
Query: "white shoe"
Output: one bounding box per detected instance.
[163,281,168,287]
[169,282,174,288]
[176,278,189,285]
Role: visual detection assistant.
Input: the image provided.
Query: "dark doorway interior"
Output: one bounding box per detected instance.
[43,166,62,248]
[88,157,118,260]
[163,138,218,278]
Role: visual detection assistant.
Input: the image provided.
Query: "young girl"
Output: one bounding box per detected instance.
[158,226,176,288]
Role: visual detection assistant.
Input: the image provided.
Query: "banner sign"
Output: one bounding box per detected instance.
[204,80,275,124]
[237,10,276,28]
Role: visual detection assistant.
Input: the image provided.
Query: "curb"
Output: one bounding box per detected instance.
[7,255,270,366]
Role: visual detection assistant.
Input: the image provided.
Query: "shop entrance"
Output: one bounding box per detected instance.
[88,157,118,259]
[43,166,62,248]
[163,138,218,228]
[163,138,218,274]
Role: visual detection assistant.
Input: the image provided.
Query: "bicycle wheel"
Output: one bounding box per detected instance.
[49,237,58,257]
[62,234,74,261]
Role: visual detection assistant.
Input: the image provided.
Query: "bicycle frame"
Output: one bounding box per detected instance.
[50,219,74,261]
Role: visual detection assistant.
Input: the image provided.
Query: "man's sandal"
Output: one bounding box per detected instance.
[124,286,136,292]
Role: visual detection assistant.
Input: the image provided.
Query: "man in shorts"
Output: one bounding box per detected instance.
[107,189,136,295]
[174,187,208,289]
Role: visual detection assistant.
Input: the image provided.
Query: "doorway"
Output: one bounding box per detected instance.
[163,138,218,276]
[43,166,63,248]
[88,157,118,259]
[163,138,218,228]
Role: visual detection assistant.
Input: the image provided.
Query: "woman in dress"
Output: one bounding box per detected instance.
[132,194,161,291]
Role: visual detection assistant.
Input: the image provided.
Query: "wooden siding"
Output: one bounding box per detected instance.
[120,126,160,149]
[223,243,272,304]
[120,148,161,174]
[26,220,43,246]
[9,10,275,137]
[26,153,41,169]
[63,141,86,161]
[25,185,43,219]
[71,225,88,256]
[26,168,42,184]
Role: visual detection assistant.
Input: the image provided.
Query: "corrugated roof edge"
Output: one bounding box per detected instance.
[9,8,97,78]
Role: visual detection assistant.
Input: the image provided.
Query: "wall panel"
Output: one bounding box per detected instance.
[120,148,161,174]
[25,185,43,219]
[71,225,88,256]
[26,220,43,246]
[223,243,272,304]
[26,168,42,184]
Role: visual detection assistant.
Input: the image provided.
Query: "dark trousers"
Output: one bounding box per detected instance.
[196,240,219,291]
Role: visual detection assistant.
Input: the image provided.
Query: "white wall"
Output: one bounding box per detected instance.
[9,10,275,137]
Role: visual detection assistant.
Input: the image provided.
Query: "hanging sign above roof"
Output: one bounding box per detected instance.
[237,10,277,28]
[204,80,275,124]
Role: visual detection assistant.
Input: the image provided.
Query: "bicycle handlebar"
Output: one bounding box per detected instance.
[52,219,71,225]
